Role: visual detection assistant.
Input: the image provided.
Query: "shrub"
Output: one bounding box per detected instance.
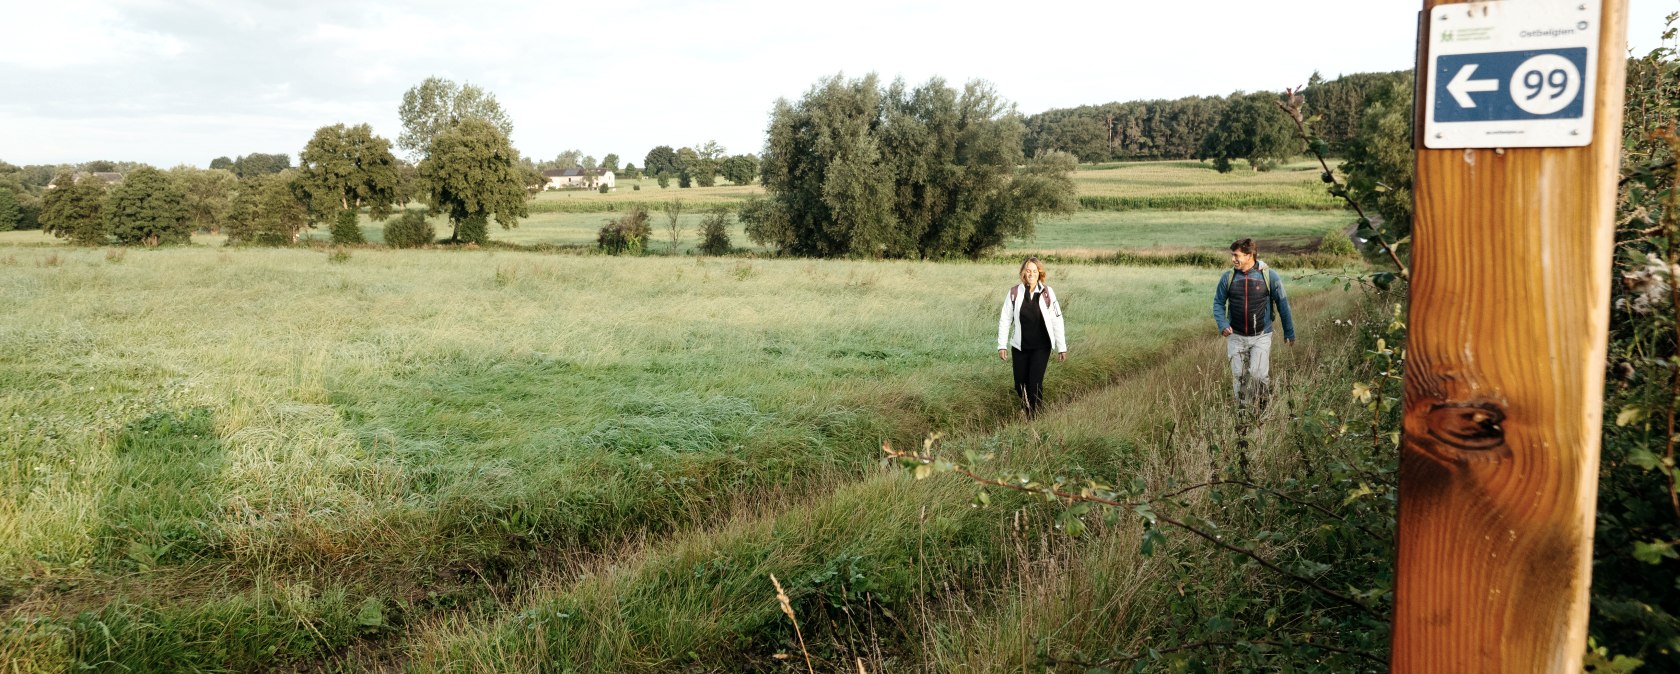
[656,173,670,189]
[698,208,732,255]
[329,210,365,245]
[383,210,434,248]
[596,205,651,255]
[632,184,641,191]
[455,215,489,245]
[1317,228,1356,256]
[599,184,609,194]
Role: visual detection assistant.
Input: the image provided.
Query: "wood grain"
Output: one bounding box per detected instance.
[1394,1,1627,671]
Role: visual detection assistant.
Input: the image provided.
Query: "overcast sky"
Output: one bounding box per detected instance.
[2,0,1675,169]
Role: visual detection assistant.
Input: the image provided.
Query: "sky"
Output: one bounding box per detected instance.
[1,0,1675,169]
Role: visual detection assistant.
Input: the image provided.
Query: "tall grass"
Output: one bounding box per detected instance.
[0,247,1338,670]
[396,291,1365,672]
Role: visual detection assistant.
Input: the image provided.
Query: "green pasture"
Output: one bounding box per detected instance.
[0,244,1350,670]
[1011,209,1351,256]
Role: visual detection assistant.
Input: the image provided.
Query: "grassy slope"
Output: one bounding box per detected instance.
[398,291,1365,673]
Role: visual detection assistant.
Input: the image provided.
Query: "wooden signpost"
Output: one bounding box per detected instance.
[1395,0,1627,671]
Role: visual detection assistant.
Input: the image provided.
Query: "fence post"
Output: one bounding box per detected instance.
[1394,0,1627,671]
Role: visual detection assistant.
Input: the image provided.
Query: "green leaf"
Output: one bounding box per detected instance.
[1140,528,1165,556]
[1616,406,1647,427]
[1633,540,1677,565]
[356,597,385,627]
[1629,448,1661,470]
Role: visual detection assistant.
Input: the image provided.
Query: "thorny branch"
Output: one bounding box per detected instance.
[1275,87,1411,280]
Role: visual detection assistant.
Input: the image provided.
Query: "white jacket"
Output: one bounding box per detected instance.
[996,283,1067,353]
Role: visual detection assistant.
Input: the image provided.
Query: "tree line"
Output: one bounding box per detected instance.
[1023,71,1410,169]
[5,77,558,247]
[640,142,759,188]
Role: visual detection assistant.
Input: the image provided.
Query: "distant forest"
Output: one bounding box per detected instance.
[1023,71,1410,161]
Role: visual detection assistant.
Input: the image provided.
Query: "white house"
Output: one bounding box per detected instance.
[541,168,615,190]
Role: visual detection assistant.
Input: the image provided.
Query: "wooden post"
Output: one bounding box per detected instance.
[1395,1,1626,671]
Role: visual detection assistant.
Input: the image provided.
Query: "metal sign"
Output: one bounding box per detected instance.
[1423,0,1600,148]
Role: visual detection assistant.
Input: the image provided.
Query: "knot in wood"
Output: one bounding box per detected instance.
[1425,401,1508,461]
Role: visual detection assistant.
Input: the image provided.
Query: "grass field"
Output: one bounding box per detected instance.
[0,244,1358,670]
[0,158,1376,671]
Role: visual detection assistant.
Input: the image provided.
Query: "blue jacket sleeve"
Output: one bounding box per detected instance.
[1270,269,1295,341]
[1212,271,1231,333]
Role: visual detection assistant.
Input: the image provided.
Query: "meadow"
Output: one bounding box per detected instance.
[190,161,1350,258]
[0,159,1376,671]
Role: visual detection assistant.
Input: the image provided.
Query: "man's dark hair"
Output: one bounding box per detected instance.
[1230,238,1256,254]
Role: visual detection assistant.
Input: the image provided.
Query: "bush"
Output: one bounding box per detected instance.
[632,184,641,191]
[455,215,489,245]
[383,210,434,248]
[656,173,670,189]
[596,205,651,255]
[599,184,609,194]
[329,210,365,245]
[698,208,732,256]
[1317,228,1356,256]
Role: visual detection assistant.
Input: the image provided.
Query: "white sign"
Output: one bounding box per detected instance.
[1423,0,1600,149]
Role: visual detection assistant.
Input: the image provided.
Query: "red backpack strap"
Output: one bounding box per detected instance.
[1041,285,1053,308]
[1009,285,1019,309]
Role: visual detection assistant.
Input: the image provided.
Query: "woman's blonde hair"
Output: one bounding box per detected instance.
[1019,256,1048,284]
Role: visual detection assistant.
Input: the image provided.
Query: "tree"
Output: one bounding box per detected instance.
[0,187,19,230]
[582,155,598,170]
[1339,73,1416,263]
[721,154,759,185]
[40,171,108,244]
[82,160,117,173]
[295,123,402,222]
[1198,91,1301,172]
[643,146,678,178]
[394,163,420,207]
[105,166,189,246]
[168,166,238,234]
[698,206,732,255]
[602,153,620,171]
[749,74,1075,258]
[209,156,233,171]
[541,149,583,170]
[230,153,291,178]
[662,198,685,254]
[398,76,513,162]
[418,117,528,243]
[225,172,310,245]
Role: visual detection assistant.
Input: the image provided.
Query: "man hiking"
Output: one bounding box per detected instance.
[1213,238,1295,409]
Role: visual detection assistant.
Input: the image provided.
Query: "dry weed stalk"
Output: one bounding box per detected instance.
[771,574,814,674]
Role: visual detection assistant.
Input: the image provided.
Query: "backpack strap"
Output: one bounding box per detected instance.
[1009,284,1019,310]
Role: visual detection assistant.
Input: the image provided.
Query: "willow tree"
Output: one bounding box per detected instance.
[397,77,513,163]
[748,74,1075,259]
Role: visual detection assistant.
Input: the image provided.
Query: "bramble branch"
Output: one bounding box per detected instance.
[885,445,1384,620]
[1276,87,1410,279]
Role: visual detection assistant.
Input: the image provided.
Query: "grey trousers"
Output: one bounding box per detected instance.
[1226,332,1273,404]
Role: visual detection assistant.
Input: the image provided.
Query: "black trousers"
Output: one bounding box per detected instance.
[1011,347,1052,417]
